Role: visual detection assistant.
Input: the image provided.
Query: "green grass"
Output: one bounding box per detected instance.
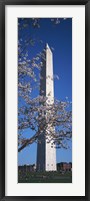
[18,171,72,183]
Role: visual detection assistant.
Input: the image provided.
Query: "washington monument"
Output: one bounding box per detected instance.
[37,44,56,171]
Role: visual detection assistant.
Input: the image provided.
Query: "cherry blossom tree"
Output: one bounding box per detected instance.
[18,18,72,152]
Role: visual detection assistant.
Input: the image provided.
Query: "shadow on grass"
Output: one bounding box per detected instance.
[18,171,72,183]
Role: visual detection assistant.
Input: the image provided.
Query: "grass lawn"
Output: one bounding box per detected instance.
[18,171,72,183]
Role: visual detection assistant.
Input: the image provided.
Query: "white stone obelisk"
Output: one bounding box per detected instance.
[37,44,56,171]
